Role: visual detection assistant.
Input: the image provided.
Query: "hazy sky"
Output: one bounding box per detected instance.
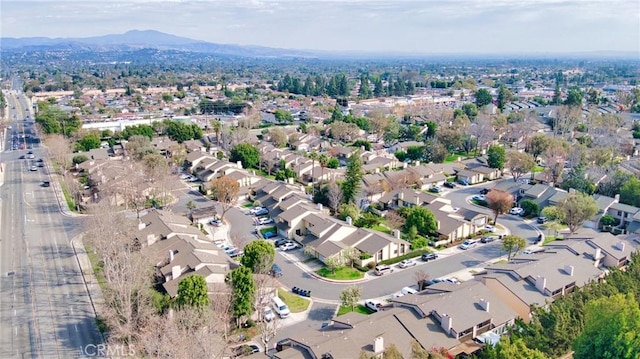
[2,0,639,54]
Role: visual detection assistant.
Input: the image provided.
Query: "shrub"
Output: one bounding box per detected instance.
[410,236,429,250]
[359,253,372,260]
[378,249,431,265]
[366,262,376,270]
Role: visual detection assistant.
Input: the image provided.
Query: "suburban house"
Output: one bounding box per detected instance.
[475,244,606,322]
[606,201,640,233]
[545,232,640,269]
[455,169,484,185]
[188,205,219,225]
[277,281,517,358]
[378,188,439,209]
[185,151,213,172]
[137,209,236,297]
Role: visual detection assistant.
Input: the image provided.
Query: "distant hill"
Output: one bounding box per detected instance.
[0,29,316,58]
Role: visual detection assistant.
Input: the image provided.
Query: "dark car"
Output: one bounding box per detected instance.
[479,188,490,195]
[42,181,50,187]
[421,253,438,261]
[233,344,260,357]
[443,182,456,189]
[481,236,498,243]
[270,263,283,277]
[274,238,288,247]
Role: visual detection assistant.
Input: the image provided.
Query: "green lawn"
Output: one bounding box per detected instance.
[371,224,391,234]
[255,169,276,180]
[543,236,561,245]
[277,289,310,313]
[260,227,276,235]
[242,202,254,208]
[471,199,488,207]
[337,304,373,316]
[316,266,365,280]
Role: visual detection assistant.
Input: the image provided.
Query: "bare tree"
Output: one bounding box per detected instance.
[384,210,406,231]
[126,135,154,160]
[414,269,430,290]
[84,201,154,344]
[209,176,240,221]
[486,189,514,225]
[120,161,149,218]
[542,140,568,184]
[268,127,288,148]
[142,153,171,207]
[326,181,343,214]
[45,133,72,174]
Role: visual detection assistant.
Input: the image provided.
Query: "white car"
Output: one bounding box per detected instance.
[473,194,486,201]
[248,206,265,215]
[258,217,274,225]
[280,242,299,251]
[263,306,275,322]
[398,259,416,268]
[510,207,524,215]
[459,239,479,250]
[365,299,383,312]
[484,225,496,233]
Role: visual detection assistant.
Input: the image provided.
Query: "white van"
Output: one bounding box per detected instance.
[272,296,290,318]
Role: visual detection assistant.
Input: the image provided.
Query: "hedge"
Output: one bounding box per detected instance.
[378,249,432,266]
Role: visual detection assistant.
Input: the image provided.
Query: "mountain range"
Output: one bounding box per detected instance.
[0,30,316,58]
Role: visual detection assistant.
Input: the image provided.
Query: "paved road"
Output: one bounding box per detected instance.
[0,92,101,358]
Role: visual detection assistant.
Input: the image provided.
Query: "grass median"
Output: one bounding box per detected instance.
[278,288,310,313]
[316,266,364,280]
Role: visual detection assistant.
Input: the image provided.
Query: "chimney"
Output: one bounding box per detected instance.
[614,194,620,202]
[415,196,420,205]
[594,248,602,261]
[360,145,365,152]
[440,313,453,334]
[346,216,352,226]
[171,265,181,280]
[415,160,420,166]
[373,336,384,354]
[393,229,401,239]
[564,265,574,276]
[479,299,490,312]
[616,242,626,251]
[138,220,146,230]
[535,276,547,294]
[236,160,242,169]
[398,191,404,200]
[169,250,174,263]
[317,203,323,211]
[569,188,576,194]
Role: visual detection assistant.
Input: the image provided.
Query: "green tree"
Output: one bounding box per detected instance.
[394,151,408,162]
[564,86,584,107]
[497,85,514,110]
[487,145,506,170]
[406,145,424,161]
[573,294,640,359]
[339,286,362,311]
[326,157,340,169]
[228,266,256,326]
[230,143,260,169]
[404,207,437,237]
[520,199,539,216]
[480,337,548,359]
[240,240,275,274]
[462,103,478,119]
[526,133,550,159]
[342,151,363,204]
[274,109,293,123]
[76,133,102,152]
[72,155,89,164]
[475,88,493,107]
[541,205,564,222]
[502,235,526,260]
[619,176,640,207]
[176,275,209,308]
[558,192,598,233]
[383,343,403,359]
[338,203,360,222]
[560,166,596,195]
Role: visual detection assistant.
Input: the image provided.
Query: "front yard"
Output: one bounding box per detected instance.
[337,304,373,316]
[277,289,310,313]
[316,266,365,280]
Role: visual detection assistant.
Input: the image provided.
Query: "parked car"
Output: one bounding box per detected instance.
[254,208,269,216]
[443,182,456,188]
[228,249,244,258]
[457,178,469,186]
[537,216,549,224]
[484,225,496,233]
[274,238,288,247]
[258,217,274,225]
[398,259,416,268]
[270,263,283,277]
[233,344,260,357]
[374,265,394,276]
[510,207,524,215]
[263,231,277,239]
[428,186,441,193]
[479,188,490,195]
[365,299,384,312]
[210,219,222,227]
[248,206,265,215]
[421,253,438,261]
[30,166,37,171]
[280,242,299,251]
[459,239,479,250]
[223,246,237,255]
[263,306,275,322]
[443,278,461,284]
[481,236,499,243]
[472,194,486,201]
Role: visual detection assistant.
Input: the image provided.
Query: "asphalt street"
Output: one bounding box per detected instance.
[0,92,101,358]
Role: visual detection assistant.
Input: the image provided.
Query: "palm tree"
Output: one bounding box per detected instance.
[211,119,222,145]
[319,153,329,187]
[307,152,318,194]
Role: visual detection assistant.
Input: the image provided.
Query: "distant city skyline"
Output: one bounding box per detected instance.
[2,0,639,55]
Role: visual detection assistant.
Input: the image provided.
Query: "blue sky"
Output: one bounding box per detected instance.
[2,0,639,54]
